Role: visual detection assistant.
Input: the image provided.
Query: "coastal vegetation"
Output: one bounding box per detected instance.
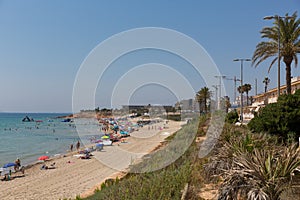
[205,125,300,200]
[248,89,300,142]
[196,87,211,114]
[237,84,252,106]
[225,109,239,124]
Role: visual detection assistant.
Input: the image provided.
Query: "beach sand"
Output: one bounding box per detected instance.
[0,120,183,200]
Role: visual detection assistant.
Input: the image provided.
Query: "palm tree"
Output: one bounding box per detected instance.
[237,85,244,106]
[196,91,203,114]
[263,77,270,93]
[243,84,252,106]
[196,87,211,114]
[252,12,300,95]
[223,96,231,113]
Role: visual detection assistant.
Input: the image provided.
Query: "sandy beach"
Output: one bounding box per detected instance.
[0,120,183,200]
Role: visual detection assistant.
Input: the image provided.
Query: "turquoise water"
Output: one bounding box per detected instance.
[0,113,101,167]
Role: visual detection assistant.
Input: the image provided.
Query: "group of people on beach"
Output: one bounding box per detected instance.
[70,140,80,152]
[1,158,24,181]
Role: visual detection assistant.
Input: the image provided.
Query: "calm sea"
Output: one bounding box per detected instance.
[0,113,101,167]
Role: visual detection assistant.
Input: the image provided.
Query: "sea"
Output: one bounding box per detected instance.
[0,113,102,167]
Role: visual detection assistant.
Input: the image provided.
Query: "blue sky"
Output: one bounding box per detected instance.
[0,0,299,112]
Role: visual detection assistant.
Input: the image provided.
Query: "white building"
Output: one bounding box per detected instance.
[252,76,300,109]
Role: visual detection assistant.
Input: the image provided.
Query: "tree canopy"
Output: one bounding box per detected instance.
[248,89,300,142]
[196,87,211,114]
[252,12,300,94]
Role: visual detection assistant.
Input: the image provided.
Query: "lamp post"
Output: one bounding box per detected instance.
[225,76,241,105]
[212,85,219,110]
[263,15,293,98]
[263,77,270,93]
[233,58,251,123]
[263,77,270,105]
[214,75,226,109]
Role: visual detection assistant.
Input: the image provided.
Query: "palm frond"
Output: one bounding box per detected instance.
[268,57,278,73]
[253,12,300,94]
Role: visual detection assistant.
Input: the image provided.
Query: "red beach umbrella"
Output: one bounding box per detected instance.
[38,155,49,161]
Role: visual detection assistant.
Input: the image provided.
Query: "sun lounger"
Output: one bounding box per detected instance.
[95,143,104,151]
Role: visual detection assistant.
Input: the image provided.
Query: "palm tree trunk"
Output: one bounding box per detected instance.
[246,92,249,106]
[284,56,293,94]
[285,65,292,94]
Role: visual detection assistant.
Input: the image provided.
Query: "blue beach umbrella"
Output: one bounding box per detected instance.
[3,162,16,168]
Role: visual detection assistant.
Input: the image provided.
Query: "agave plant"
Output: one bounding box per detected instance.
[203,129,273,183]
[218,144,300,200]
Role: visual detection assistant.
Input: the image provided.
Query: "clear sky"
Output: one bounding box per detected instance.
[0,0,299,112]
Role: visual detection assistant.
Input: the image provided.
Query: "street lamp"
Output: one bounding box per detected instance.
[233,58,251,123]
[263,77,270,105]
[263,77,270,93]
[212,85,219,110]
[214,75,226,109]
[225,76,241,105]
[263,15,293,98]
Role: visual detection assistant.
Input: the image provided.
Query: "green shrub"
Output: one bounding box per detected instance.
[225,110,239,124]
[248,89,300,142]
[167,114,181,121]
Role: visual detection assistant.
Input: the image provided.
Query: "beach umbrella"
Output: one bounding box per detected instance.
[3,162,16,168]
[38,155,49,161]
[101,135,110,139]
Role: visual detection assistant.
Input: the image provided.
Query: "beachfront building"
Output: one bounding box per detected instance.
[232,95,247,107]
[252,76,300,109]
[236,76,300,121]
[121,104,175,116]
[175,99,200,113]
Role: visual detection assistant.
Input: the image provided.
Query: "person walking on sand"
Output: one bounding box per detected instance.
[76,140,80,151]
[70,144,74,151]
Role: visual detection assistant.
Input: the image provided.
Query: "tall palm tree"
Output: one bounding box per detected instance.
[243,84,252,106]
[237,85,245,106]
[196,87,211,114]
[252,12,300,95]
[196,90,204,114]
[224,96,231,113]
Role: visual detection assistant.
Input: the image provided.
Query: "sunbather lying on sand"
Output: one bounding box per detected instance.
[40,162,56,170]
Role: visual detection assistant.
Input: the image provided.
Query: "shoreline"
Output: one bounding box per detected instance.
[0,112,82,168]
[0,119,183,200]
[79,134,170,198]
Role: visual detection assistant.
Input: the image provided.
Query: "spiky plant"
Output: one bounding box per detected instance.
[218,144,300,200]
